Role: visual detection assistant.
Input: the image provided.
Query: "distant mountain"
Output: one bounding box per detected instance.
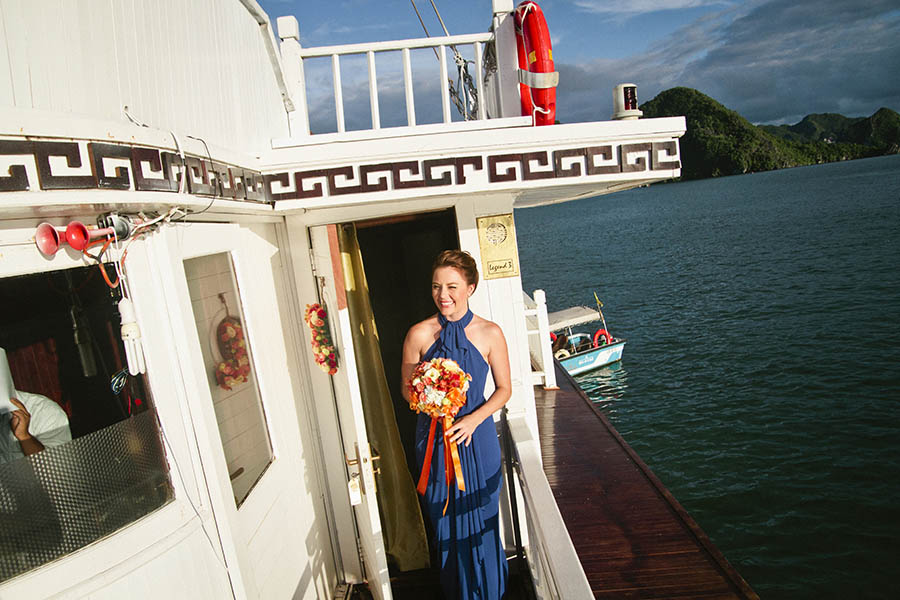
[761,109,900,151]
[640,87,899,180]
[759,113,862,143]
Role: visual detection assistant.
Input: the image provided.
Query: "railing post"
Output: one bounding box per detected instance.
[534,289,558,390]
[501,408,524,564]
[402,48,416,126]
[438,45,452,124]
[491,0,521,119]
[366,50,380,129]
[332,54,345,133]
[276,16,310,136]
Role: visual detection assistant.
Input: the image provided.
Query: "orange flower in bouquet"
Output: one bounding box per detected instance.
[408,357,472,511]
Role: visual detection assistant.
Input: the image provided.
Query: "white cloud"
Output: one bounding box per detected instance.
[574,0,731,17]
[557,0,900,124]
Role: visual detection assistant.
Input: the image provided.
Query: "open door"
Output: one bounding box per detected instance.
[309,225,392,600]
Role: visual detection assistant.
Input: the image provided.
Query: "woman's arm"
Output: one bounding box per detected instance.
[400,324,428,402]
[446,322,511,447]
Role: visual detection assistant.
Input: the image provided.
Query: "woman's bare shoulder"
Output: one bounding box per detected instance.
[468,314,506,345]
[405,315,440,347]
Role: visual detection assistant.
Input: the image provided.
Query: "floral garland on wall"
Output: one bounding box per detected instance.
[215,315,251,390]
[305,303,338,375]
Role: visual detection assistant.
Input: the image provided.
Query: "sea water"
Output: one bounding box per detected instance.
[516,154,900,599]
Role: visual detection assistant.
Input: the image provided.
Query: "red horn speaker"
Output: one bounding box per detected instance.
[35,222,65,256]
[65,221,114,251]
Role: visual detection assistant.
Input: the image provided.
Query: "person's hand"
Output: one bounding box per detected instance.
[9,397,33,441]
[445,413,482,447]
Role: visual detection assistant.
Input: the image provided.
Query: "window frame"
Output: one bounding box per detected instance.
[0,224,223,597]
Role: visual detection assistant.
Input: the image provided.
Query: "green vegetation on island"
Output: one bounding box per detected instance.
[639,87,900,180]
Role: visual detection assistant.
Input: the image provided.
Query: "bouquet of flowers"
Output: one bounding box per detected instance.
[408,357,472,505]
[407,357,471,420]
[305,303,338,375]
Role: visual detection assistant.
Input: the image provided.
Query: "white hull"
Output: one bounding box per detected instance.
[559,341,626,375]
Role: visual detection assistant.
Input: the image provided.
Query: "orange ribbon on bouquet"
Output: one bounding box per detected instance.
[416,416,466,515]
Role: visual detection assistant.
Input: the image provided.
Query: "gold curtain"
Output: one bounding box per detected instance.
[337,223,430,572]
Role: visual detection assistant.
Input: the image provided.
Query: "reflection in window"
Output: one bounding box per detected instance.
[0,266,172,583]
[184,253,273,507]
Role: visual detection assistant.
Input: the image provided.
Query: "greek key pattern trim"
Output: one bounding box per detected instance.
[1,138,680,203]
[0,139,268,202]
[265,141,680,201]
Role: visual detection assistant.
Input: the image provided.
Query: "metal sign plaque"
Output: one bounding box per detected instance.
[477,213,520,280]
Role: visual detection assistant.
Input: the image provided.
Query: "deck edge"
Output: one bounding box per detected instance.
[550,362,760,600]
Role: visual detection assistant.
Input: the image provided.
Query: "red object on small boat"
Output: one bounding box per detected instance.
[514,1,556,126]
[593,328,613,347]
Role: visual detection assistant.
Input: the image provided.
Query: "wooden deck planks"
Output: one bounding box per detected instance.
[534,365,759,600]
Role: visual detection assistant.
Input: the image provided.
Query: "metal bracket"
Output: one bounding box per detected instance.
[518,69,559,89]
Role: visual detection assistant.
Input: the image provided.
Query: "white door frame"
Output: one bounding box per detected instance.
[306,224,393,600]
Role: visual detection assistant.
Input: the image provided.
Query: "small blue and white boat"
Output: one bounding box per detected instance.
[549,301,626,376]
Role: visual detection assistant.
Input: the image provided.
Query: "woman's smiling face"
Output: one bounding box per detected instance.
[432,266,475,321]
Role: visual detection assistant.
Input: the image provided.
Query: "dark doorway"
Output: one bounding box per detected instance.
[355,208,458,473]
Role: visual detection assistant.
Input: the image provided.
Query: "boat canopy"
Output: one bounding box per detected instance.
[548,306,601,331]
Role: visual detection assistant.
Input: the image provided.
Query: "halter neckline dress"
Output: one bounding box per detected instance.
[415,308,507,599]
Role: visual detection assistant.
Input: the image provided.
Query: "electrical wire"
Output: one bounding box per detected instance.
[82,238,119,288]
[185,134,219,215]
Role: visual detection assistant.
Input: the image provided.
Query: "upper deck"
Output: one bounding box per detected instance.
[0,0,684,218]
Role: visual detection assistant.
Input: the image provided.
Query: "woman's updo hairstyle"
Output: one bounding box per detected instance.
[432,250,479,292]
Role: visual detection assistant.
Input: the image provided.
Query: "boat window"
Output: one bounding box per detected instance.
[184,253,273,507]
[0,265,173,583]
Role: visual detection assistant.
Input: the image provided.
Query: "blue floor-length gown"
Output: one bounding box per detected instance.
[415,309,508,599]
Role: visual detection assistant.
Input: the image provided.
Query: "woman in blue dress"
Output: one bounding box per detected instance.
[401,250,510,599]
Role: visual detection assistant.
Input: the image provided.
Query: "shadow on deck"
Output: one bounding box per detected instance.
[534,363,759,599]
[349,557,534,599]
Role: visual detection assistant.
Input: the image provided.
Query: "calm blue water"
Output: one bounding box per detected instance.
[516,155,900,599]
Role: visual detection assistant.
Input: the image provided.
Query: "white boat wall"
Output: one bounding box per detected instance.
[0,1,684,598]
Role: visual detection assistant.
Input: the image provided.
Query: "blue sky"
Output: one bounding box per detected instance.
[259,0,900,128]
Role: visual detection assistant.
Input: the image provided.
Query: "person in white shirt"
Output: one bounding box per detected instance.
[0,390,71,464]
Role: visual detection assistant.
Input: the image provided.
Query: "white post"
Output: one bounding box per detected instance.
[276,16,310,137]
[332,54,346,133]
[534,289,558,390]
[367,50,380,129]
[402,48,416,126]
[438,45,452,124]
[491,0,521,119]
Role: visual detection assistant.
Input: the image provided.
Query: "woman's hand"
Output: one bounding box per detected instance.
[445,413,483,447]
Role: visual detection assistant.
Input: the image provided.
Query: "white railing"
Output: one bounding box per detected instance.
[502,413,593,599]
[277,17,496,136]
[523,289,557,389]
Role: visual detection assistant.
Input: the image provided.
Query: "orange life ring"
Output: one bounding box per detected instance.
[549,331,557,342]
[593,328,613,347]
[514,1,557,126]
